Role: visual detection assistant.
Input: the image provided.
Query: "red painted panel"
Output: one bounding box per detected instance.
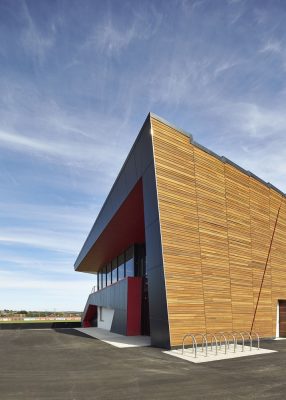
[83,305,97,328]
[127,277,142,336]
[77,179,145,271]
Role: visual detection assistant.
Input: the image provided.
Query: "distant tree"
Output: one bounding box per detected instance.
[19,310,28,314]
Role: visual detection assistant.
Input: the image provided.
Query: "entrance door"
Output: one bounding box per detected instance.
[279,300,286,337]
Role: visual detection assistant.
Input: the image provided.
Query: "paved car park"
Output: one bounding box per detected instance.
[0,329,286,400]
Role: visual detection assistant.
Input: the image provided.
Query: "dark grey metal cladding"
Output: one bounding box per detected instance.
[123,152,138,190]
[142,163,161,228]
[142,162,171,349]
[87,279,128,335]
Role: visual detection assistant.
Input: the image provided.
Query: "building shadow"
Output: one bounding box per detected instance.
[53,328,97,340]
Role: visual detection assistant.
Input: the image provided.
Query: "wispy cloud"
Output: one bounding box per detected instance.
[0,202,98,228]
[260,40,282,54]
[0,253,74,275]
[210,101,286,139]
[21,0,55,63]
[0,127,123,168]
[0,271,88,290]
[83,3,162,56]
[0,228,81,254]
[237,103,286,138]
[89,20,138,55]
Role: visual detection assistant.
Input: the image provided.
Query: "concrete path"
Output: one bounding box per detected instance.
[165,344,276,363]
[75,327,151,348]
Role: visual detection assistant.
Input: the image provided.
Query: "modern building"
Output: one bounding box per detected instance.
[75,113,286,349]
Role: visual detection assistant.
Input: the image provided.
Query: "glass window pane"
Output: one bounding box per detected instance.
[106,263,111,286]
[112,258,117,284]
[102,266,106,288]
[118,253,125,281]
[125,247,134,277]
[98,271,101,290]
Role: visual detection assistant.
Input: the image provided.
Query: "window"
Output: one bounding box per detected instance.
[125,246,134,277]
[101,266,106,288]
[118,253,125,280]
[98,270,102,290]
[106,263,112,286]
[97,246,139,289]
[112,258,117,284]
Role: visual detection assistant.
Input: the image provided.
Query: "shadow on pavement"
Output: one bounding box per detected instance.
[53,328,96,340]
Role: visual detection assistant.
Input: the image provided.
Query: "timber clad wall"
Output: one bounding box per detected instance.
[151,116,286,347]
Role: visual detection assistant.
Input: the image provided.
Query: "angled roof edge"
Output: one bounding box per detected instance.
[150,112,193,140]
[150,113,286,198]
[74,113,152,269]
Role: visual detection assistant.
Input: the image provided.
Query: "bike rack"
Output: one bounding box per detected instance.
[251,331,260,350]
[220,332,237,352]
[194,334,208,356]
[182,334,198,357]
[216,332,228,354]
[204,333,218,355]
[181,331,260,358]
[233,331,245,352]
[241,331,252,351]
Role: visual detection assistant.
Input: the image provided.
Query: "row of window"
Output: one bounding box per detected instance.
[97,247,134,290]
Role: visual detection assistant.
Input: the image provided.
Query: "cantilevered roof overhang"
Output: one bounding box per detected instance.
[74,179,145,273]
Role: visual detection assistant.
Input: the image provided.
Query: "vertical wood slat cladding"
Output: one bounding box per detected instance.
[151,116,286,347]
[250,179,272,335]
[225,164,253,332]
[193,147,233,333]
[151,120,206,345]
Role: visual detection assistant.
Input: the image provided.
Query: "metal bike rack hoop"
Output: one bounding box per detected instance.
[182,334,198,358]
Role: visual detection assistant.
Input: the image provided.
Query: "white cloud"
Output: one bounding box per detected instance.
[260,40,282,54]
[0,126,124,169]
[0,202,98,228]
[213,60,241,78]
[84,4,162,56]
[92,20,137,55]
[21,0,55,63]
[0,272,87,290]
[0,227,82,254]
[0,129,57,153]
[221,102,286,138]
[0,254,74,275]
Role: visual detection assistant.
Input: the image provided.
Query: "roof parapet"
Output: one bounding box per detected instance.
[150,112,193,141]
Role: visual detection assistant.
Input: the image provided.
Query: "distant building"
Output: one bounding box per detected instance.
[75,113,286,349]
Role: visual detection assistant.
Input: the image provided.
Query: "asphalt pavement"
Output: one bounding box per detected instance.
[0,329,285,400]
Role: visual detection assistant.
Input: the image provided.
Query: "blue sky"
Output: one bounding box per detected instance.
[1,0,286,311]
